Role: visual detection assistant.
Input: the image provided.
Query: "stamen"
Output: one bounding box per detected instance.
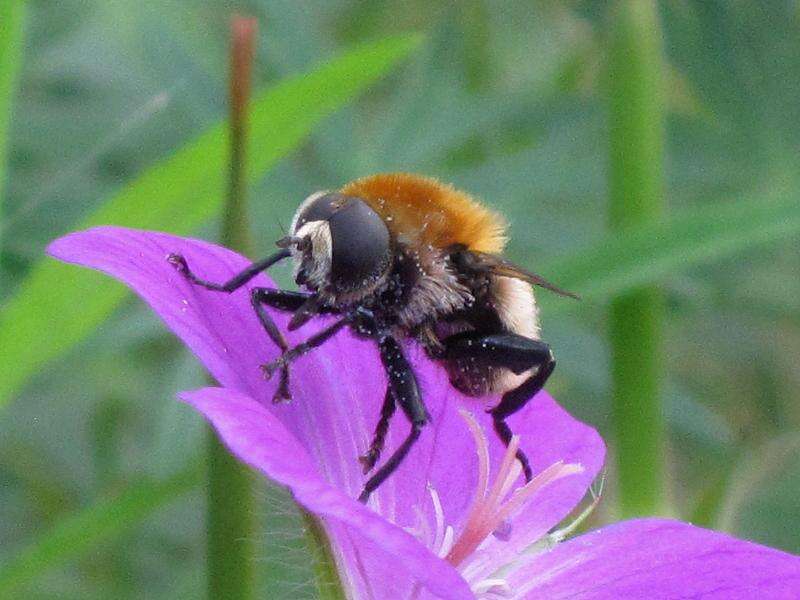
[439,525,455,558]
[497,453,523,501]
[494,462,584,526]
[428,485,447,554]
[458,409,490,499]
[460,552,493,582]
[486,435,521,507]
[405,504,431,548]
[473,578,512,596]
[446,411,583,568]
[467,439,522,552]
[419,411,587,598]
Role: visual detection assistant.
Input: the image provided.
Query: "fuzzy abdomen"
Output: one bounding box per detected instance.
[442,275,540,398]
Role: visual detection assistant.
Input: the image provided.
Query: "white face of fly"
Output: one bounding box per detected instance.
[290,219,332,291]
[288,191,334,291]
[286,189,392,297]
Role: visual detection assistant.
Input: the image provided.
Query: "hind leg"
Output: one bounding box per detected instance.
[443,332,555,481]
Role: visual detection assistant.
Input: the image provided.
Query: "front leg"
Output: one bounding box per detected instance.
[261,317,349,381]
[168,249,290,292]
[251,287,313,402]
[359,335,429,502]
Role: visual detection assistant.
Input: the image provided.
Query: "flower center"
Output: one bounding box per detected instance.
[419,409,584,597]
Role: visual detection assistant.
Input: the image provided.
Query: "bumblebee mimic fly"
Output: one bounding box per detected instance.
[168,173,577,501]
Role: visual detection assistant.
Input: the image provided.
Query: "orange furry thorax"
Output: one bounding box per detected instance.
[340,173,507,254]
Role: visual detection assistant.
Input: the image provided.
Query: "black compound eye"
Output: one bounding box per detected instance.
[327,197,391,291]
[293,192,344,232]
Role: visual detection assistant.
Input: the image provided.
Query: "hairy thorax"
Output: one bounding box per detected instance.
[373,242,542,399]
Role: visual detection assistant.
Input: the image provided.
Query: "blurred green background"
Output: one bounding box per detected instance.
[2,1,800,598]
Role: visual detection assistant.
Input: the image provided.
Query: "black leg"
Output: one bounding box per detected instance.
[358,423,423,503]
[261,317,349,381]
[443,331,555,482]
[359,389,397,474]
[359,335,428,502]
[251,287,312,402]
[491,359,554,481]
[288,295,323,331]
[167,248,291,293]
[253,288,312,313]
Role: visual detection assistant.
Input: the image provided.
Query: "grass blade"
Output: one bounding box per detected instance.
[0,468,201,595]
[540,187,800,312]
[0,33,421,408]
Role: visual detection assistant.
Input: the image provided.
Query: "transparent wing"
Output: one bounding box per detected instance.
[473,251,580,300]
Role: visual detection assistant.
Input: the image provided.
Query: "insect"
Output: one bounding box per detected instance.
[168,173,577,502]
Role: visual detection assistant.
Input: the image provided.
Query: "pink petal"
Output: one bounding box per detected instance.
[180,387,473,599]
[49,226,605,576]
[48,226,371,493]
[512,518,800,599]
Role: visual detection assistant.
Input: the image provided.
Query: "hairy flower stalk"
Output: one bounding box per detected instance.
[49,227,800,599]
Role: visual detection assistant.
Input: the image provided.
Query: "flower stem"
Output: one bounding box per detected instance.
[0,0,26,229]
[208,15,258,600]
[221,15,257,254]
[302,514,347,600]
[607,0,666,517]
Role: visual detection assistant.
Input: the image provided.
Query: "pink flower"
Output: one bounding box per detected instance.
[49,226,800,599]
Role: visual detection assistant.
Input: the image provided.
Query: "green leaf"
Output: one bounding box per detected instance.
[0,467,201,595]
[541,187,800,313]
[0,33,421,407]
[0,0,26,212]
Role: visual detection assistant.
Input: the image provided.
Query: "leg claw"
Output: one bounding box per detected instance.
[272,375,292,403]
[263,358,292,403]
[358,450,379,474]
[260,357,286,381]
[167,253,189,274]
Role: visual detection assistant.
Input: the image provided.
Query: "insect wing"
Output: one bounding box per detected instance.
[477,252,579,299]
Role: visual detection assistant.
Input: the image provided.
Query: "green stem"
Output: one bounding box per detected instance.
[607,0,666,517]
[302,514,347,600]
[221,16,256,254]
[211,16,347,599]
[207,436,257,599]
[0,0,26,229]
[208,15,258,600]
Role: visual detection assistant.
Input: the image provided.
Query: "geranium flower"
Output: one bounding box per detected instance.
[49,226,800,599]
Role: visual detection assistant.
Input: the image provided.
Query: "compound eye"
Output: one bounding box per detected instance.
[292,192,341,233]
[327,198,391,292]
